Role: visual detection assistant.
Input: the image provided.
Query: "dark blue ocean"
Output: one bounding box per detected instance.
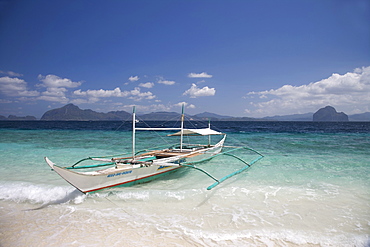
[0,121,369,246]
[1,120,369,133]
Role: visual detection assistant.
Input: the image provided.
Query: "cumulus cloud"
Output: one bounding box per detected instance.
[128,102,195,114]
[0,99,12,103]
[0,76,39,97]
[69,98,91,105]
[38,95,69,103]
[188,72,213,78]
[183,83,216,98]
[124,103,171,113]
[38,74,82,88]
[129,87,156,101]
[128,76,139,82]
[38,87,70,103]
[0,72,160,107]
[74,87,128,98]
[174,101,196,109]
[139,82,154,88]
[245,66,370,117]
[158,79,175,85]
[74,87,155,102]
[42,87,67,97]
[0,74,83,103]
[34,74,83,103]
[0,70,23,77]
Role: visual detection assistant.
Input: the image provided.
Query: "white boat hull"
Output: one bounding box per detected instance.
[46,157,181,193]
[45,137,225,193]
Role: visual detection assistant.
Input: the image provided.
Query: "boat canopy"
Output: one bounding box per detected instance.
[168,128,223,136]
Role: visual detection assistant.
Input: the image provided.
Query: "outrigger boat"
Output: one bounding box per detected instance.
[45,106,263,193]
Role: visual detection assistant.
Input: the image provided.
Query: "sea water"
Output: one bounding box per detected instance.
[0,121,369,247]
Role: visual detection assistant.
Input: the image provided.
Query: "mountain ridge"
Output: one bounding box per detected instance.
[1,104,370,121]
[40,104,131,121]
[262,113,313,121]
[0,115,37,121]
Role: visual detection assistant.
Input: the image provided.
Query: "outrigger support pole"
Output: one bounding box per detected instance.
[180,164,219,183]
[178,146,264,190]
[206,155,263,190]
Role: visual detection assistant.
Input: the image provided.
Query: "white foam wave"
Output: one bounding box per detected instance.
[1,180,368,247]
[153,224,369,247]
[89,187,206,203]
[0,181,85,205]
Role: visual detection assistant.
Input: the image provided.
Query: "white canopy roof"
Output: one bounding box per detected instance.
[168,128,223,136]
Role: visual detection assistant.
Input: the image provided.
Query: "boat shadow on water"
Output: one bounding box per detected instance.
[24,189,84,211]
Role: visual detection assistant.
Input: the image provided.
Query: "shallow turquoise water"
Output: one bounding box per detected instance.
[0,122,369,246]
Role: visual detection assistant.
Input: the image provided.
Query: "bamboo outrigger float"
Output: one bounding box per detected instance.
[45,106,263,193]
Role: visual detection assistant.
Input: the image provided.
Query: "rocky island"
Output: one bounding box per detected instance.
[313,106,348,122]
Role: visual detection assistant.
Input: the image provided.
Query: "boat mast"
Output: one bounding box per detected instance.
[132,106,136,160]
[208,119,211,146]
[180,104,184,151]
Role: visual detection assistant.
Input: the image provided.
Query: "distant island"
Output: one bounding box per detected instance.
[40,104,131,121]
[1,104,369,121]
[313,106,348,121]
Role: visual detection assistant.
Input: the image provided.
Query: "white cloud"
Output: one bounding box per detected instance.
[183,83,216,98]
[129,87,156,101]
[69,98,90,105]
[0,76,39,97]
[128,76,139,82]
[174,102,196,109]
[0,99,13,103]
[38,87,70,103]
[0,70,23,77]
[34,74,83,102]
[74,87,128,98]
[127,102,195,113]
[188,72,213,78]
[37,95,69,103]
[0,74,81,103]
[129,104,171,113]
[41,87,67,97]
[70,96,104,104]
[245,66,370,117]
[158,79,175,85]
[38,74,82,88]
[74,87,156,102]
[139,82,154,88]
[0,73,159,106]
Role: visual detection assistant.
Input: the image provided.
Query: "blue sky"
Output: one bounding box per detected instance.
[0,0,369,118]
